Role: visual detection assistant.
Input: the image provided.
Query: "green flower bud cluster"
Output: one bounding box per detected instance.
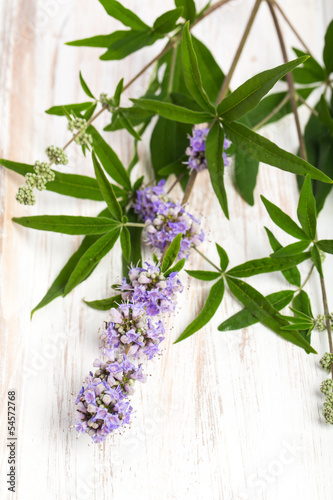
[320,352,333,372]
[100,93,114,111]
[16,161,55,205]
[45,145,68,165]
[320,378,333,396]
[314,313,333,331]
[322,389,333,425]
[67,117,93,148]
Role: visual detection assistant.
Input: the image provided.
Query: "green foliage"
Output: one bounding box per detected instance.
[161,234,182,272]
[97,0,149,29]
[297,174,317,240]
[261,195,308,240]
[186,270,221,281]
[120,226,131,262]
[234,145,259,206]
[206,121,229,218]
[323,20,333,75]
[45,102,93,116]
[131,98,213,124]
[175,278,225,343]
[317,240,333,254]
[13,215,120,235]
[92,151,123,220]
[216,243,229,271]
[264,227,301,286]
[175,0,196,22]
[227,253,310,278]
[311,244,323,277]
[291,48,326,83]
[84,294,122,310]
[153,8,183,33]
[79,72,95,99]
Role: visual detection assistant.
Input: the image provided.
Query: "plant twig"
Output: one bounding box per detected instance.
[319,274,333,378]
[273,0,313,57]
[181,170,198,205]
[253,93,290,130]
[217,0,263,103]
[296,92,319,118]
[297,263,315,293]
[194,247,222,272]
[267,0,307,161]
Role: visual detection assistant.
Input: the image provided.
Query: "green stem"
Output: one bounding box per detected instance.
[296,92,319,118]
[267,0,308,161]
[217,0,263,103]
[125,222,146,228]
[297,263,315,292]
[167,43,178,95]
[319,274,333,377]
[194,247,222,272]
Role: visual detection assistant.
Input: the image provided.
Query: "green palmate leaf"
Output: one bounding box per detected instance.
[100,30,160,61]
[218,289,295,331]
[206,121,229,218]
[301,106,333,213]
[175,278,225,343]
[264,227,301,286]
[98,0,149,30]
[153,8,183,33]
[225,276,316,354]
[181,22,216,113]
[120,226,131,262]
[92,151,123,221]
[31,233,101,317]
[261,195,308,240]
[175,0,196,21]
[165,258,186,277]
[216,243,229,271]
[227,252,310,278]
[311,244,323,277]
[323,20,333,75]
[89,126,131,190]
[84,294,122,311]
[234,145,259,206]
[12,215,120,235]
[161,233,182,272]
[217,56,308,122]
[186,270,221,281]
[297,174,317,240]
[0,159,108,201]
[223,120,333,183]
[318,94,333,135]
[45,102,93,116]
[113,78,124,107]
[131,98,213,124]
[64,228,121,295]
[271,240,310,258]
[79,72,95,99]
[316,240,333,254]
[118,110,142,141]
[291,48,326,83]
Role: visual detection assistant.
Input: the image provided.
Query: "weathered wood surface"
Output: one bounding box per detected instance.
[1,1,333,499]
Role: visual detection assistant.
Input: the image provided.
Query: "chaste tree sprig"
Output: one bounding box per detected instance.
[2,0,333,436]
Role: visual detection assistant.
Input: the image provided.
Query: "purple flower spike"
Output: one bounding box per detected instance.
[185,124,231,172]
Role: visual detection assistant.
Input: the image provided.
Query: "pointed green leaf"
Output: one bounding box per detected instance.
[292,48,326,83]
[281,322,314,331]
[64,228,121,295]
[83,102,98,120]
[45,102,92,116]
[113,78,124,107]
[192,36,225,104]
[218,289,295,331]
[206,121,229,218]
[164,258,186,277]
[227,253,310,278]
[186,270,221,281]
[226,276,316,354]
[13,215,120,235]
[84,294,122,311]
[98,0,149,30]
[323,20,333,74]
[271,240,310,258]
[234,145,259,206]
[100,30,160,61]
[79,72,95,99]
[261,195,309,240]
[161,233,182,272]
[175,0,196,21]
[181,22,216,113]
[293,290,314,319]
[223,121,333,183]
[118,110,142,141]
[264,227,301,286]
[89,126,131,190]
[318,94,333,134]
[217,57,308,121]
[216,243,229,271]
[297,174,317,240]
[131,98,213,124]
[120,226,131,262]
[153,8,183,33]
[311,244,323,277]
[92,151,123,221]
[316,240,333,254]
[66,33,119,48]
[175,278,225,343]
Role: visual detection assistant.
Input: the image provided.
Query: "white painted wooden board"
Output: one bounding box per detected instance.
[1,0,333,499]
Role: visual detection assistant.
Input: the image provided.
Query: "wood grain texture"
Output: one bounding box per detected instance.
[1,1,333,499]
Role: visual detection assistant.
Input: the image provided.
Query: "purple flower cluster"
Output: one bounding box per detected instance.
[185,124,231,172]
[100,303,165,360]
[119,262,183,316]
[75,352,146,442]
[134,180,204,259]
